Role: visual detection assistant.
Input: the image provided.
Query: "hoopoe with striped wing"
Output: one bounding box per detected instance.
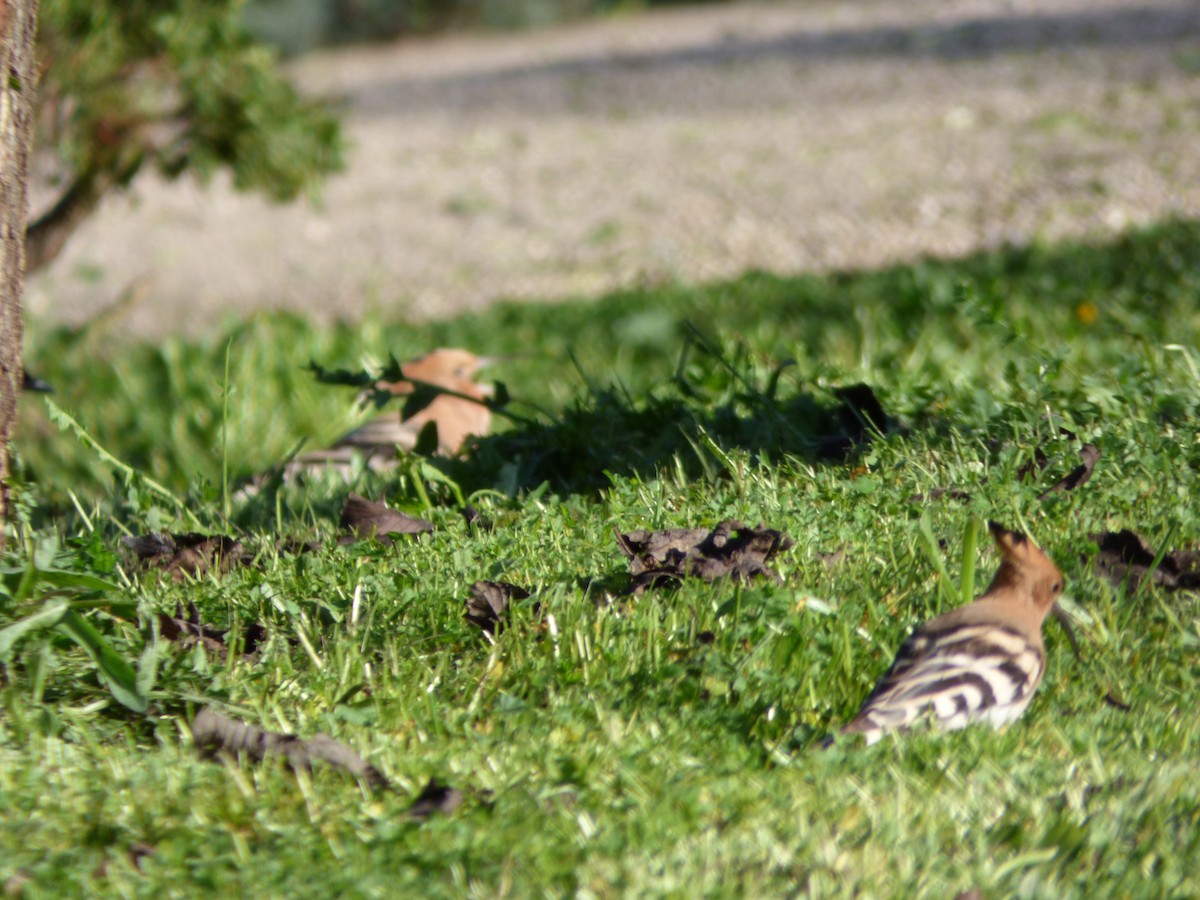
[840,522,1064,744]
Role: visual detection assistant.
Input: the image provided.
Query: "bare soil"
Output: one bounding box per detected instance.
[25,0,1200,339]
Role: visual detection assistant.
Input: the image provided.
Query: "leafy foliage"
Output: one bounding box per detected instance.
[0,534,146,712]
[29,0,342,269]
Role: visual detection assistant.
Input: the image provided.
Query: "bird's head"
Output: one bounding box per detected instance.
[377,348,500,396]
[987,521,1065,613]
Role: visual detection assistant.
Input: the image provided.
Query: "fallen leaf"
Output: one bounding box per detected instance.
[1103,691,1132,712]
[614,521,793,593]
[158,601,266,660]
[914,439,1098,505]
[159,602,227,657]
[833,384,889,438]
[128,843,155,871]
[1016,445,1049,482]
[191,709,389,789]
[1039,443,1100,499]
[907,489,974,504]
[464,581,533,633]
[407,778,464,820]
[123,533,244,582]
[340,494,433,543]
[1091,530,1200,592]
[277,537,324,556]
[461,504,493,531]
[122,533,176,559]
[306,349,501,461]
[815,383,891,460]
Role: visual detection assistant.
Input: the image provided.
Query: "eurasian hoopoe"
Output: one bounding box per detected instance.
[839,522,1065,745]
[297,348,497,472]
[339,348,496,458]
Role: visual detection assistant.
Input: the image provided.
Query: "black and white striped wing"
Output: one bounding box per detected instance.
[845,623,1045,744]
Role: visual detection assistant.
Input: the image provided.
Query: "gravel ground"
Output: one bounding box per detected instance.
[25,0,1200,339]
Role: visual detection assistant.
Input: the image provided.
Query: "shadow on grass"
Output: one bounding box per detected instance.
[228,349,888,530]
[24,217,1200,522]
[442,351,889,499]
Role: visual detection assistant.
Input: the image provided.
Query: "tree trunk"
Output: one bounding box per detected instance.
[0,0,40,551]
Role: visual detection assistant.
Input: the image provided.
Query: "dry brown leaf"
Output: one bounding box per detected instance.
[407,778,464,820]
[123,533,176,559]
[123,532,244,582]
[1039,443,1100,498]
[917,487,974,502]
[461,504,493,531]
[615,521,793,594]
[1016,445,1050,482]
[463,581,533,633]
[1103,691,1132,712]
[158,601,266,660]
[339,494,433,543]
[299,349,500,474]
[833,383,889,438]
[915,440,1099,505]
[191,709,389,789]
[1091,530,1200,593]
[815,384,891,460]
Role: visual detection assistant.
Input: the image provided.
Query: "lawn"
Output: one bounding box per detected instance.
[3,219,1199,896]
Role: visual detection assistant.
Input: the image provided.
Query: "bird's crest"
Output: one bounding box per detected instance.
[985,521,1064,612]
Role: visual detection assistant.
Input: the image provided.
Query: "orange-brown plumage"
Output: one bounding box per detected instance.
[296,348,497,473]
[341,348,496,458]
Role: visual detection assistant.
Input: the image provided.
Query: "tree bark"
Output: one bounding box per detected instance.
[0,0,40,550]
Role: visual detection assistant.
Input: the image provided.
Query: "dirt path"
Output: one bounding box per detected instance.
[25,0,1200,339]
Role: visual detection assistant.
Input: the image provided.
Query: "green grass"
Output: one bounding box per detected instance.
[3,219,1200,896]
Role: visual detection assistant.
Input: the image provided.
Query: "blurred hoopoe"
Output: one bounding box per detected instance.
[337,348,497,458]
[840,522,1065,745]
[297,348,497,473]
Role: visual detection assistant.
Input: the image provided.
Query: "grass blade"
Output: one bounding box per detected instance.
[57,610,147,713]
[960,516,982,605]
[136,615,160,699]
[917,513,954,607]
[0,600,70,659]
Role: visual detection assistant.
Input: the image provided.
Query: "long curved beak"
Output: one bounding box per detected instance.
[1051,603,1082,661]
